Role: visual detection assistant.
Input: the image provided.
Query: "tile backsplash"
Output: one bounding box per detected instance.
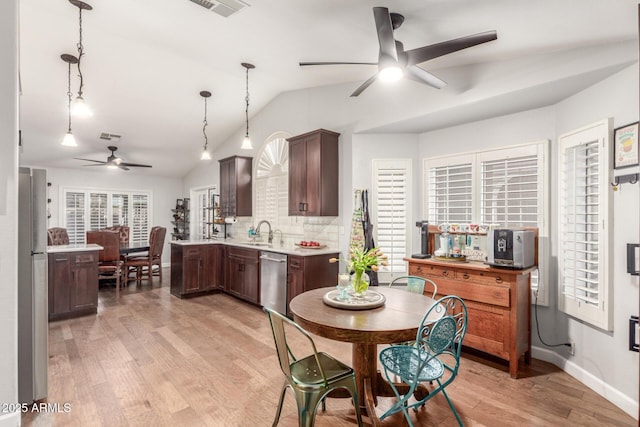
[227,216,340,249]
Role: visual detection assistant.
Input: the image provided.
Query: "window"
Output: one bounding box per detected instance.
[558,119,612,331]
[255,135,289,228]
[373,159,412,281]
[424,142,549,305]
[191,185,219,240]
[62,188,151,245]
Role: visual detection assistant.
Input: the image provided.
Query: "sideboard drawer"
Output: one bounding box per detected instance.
[436,278,510,308]
[409,263,454,279]
[457,269,509,286]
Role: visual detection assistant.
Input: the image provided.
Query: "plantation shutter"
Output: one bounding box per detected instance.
[558,119,611,330]
[480,155,539,226]
[374,162,409,276]
[132,194,150,244]
[65,191,85,244]
[427,162,473,224]
[112,193,129,226]
[89,192,108,231]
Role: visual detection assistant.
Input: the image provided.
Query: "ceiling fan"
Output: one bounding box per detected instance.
[74,146,152,170]
[299,7,497,97]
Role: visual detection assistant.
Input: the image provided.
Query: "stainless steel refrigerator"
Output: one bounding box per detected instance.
[18,167,48,403]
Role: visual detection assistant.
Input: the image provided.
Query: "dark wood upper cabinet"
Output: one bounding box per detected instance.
[287,129,340,216]
[219,155,252,217]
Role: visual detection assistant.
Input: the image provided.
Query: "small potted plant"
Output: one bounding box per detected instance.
[330,247,387,297]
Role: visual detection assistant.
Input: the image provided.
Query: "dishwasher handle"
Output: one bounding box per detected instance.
[260,255,287,263]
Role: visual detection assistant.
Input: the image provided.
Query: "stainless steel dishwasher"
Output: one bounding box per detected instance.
[260,251,288,314]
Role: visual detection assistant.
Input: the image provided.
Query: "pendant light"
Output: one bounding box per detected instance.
[240,62,255,150]
[61,54,79,147]
[69,0,93,118]
[200,90,212,161]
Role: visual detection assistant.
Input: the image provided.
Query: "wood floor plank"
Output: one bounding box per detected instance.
[22,270,637,427]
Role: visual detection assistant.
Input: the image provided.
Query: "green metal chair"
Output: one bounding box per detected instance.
[388,275,438,298]
[264,307,363,427]
[378,295,468,427]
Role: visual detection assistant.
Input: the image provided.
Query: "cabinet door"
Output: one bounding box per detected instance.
[204,245,222,290]
[183,247,204,293]
[304,134,322,216]
[69,253,98,313]
[219,159,231,217]
[49,253,71,317]
[226,256,244,297]
[241,259,260,304]
[287,256,304,315]
[288,139,307,215]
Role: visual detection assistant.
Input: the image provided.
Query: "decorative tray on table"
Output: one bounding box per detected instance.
[322,289,386,310]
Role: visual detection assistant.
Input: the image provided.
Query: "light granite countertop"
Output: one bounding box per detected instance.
[169,239,340,257]
[46,243,103,253]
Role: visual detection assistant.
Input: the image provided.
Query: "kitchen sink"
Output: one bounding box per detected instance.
[246,241,270,246]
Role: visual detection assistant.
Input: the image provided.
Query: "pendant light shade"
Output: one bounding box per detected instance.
[61,53,79,147]
[69,0,93,118]
[200,90,212,160]
[241,63,255,150]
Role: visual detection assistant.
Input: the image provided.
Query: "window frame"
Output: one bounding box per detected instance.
[557,118,612,331]
[61,187,152,245]
[423,141,549,305]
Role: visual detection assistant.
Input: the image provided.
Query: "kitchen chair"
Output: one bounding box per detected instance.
[379,295,468,427]
[125,226,166,284]
[47,227,69,246]
[86,230,125,289]
[103,225,130,245]
[388,275,438,298]
[264,307,363,427]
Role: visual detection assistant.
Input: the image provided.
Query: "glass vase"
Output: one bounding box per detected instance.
[352,268,370,297]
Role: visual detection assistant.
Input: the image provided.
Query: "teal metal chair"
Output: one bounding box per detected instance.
[378,295,468,427]
[388,275,438,298]
[264,307,363,427]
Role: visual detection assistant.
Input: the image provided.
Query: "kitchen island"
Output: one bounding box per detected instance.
[170,239,339,316]
[47,243,102,321]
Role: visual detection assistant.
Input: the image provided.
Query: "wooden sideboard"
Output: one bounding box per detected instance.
[406,257,533,378]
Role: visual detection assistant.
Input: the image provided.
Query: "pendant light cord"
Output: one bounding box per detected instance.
[76,7,85,98]
[67,62,73,132]
[202,96,208,150]
[244,66,250,138]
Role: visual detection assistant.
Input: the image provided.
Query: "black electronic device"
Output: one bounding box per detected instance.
[411,220,431,259]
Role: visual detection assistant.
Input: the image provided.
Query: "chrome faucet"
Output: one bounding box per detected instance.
[256,220,273,245]
[272,229,284,246]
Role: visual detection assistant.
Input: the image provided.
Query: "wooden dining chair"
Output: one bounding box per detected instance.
[47,227,70,246]
[125,226,166,285]
[379,295,468,427]
[264,307,363,427]
[86,230,125,290]
[103,225,130,245]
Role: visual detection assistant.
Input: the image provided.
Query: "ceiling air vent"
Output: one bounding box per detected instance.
[188,0,249,17]
[99,132,121,141]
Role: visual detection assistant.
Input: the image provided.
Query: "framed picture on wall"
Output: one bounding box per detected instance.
[613,121,639,169]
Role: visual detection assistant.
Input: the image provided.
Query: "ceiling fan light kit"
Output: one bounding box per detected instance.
[74,145,152,171]
[200,90,212,160]
[240,62,255,150]
[299,7,497,97]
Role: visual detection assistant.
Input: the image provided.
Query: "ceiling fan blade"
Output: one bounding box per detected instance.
[74,158,107,164]
[405,66,447,89]
[299,62,378,66]
[405,30,498,66]
[373,7,398,62]
[350,74,378,97]
[118,165,130,171]
[119,162,152,168]
[82,164,106,167]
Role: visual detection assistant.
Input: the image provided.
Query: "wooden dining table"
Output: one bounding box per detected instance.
[289,286,439,424]
[119,242,150,256]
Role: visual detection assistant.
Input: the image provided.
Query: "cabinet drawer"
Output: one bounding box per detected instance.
[74,253,96,264]
[288,256,303,270]
[436,278,510,308]
[457,269,510,286]
[409,263,454,279]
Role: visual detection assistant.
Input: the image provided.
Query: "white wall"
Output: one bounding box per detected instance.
[45,167,182,264]
[0,1,20,425]
[553,64,639,414]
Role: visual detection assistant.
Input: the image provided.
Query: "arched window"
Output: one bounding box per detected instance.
[255,133,289,228]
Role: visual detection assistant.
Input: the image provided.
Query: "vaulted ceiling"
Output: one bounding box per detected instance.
[18,0,638,177]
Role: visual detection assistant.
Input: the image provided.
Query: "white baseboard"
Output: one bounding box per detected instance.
[532,346,638,420]
[0,410,20,427]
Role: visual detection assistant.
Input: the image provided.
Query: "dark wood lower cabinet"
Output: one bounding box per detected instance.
[286,253,338,316]
[226,246,259,304]
[48,251,99,321]
[171,244,224,298]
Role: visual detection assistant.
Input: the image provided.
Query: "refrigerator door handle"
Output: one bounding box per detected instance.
[31,251,45,255]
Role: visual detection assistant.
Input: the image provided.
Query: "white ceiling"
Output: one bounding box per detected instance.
[18,0,639,177]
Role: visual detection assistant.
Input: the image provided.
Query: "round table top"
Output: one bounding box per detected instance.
[289,287,438,345]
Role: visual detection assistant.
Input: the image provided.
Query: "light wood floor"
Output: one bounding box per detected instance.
[23,269,636,427]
